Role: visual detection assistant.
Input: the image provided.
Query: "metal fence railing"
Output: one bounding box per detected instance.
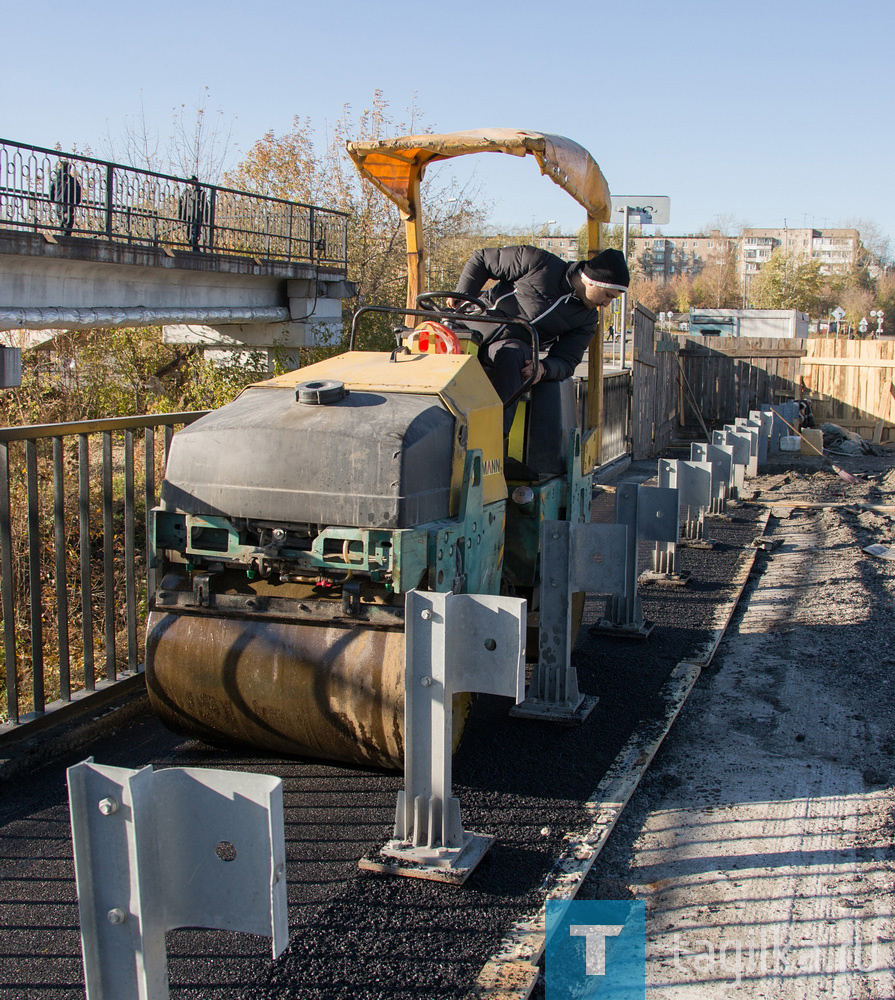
[600,370,631,465]
[0,412,206,734]
[0,138,349,267]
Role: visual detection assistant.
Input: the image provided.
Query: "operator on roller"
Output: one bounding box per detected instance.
[450,246,629,433]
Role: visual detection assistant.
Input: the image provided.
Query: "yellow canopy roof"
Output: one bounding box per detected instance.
[346,128,611,222]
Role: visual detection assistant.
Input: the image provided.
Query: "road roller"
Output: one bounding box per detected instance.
[145,129,613,768]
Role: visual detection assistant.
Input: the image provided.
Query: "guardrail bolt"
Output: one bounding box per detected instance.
[97,797,119,816]
[106,908,127,925]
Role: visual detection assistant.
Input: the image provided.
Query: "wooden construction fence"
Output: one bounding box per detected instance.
[800,339,895,443]
[631,304,678,458]
[677,336,805,432]
[674,335,895,444]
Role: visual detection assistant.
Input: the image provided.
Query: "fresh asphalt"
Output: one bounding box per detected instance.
[0,465,764,1000]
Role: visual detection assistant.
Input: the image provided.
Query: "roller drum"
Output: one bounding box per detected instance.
[146,611,407,768]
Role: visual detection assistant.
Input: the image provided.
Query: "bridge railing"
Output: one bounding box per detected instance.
[0,139,349,267]
[0,411,206,736]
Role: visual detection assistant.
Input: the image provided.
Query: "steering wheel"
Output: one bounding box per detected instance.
[416,291,489,317]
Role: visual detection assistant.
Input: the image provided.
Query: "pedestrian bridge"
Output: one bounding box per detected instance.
[0,138,354,361]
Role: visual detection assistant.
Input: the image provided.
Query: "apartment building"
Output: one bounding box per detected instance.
[740,227,859,288]
[631,230,735,281]
[533,235,580,262]
[536,227,862,287]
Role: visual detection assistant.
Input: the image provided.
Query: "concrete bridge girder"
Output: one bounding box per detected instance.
[0,232,354,364]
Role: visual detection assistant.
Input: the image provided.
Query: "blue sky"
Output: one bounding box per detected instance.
[4,0,891,247]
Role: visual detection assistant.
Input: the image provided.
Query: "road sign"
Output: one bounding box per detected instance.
[860,317,868,333]
[610,196,671,226]
[832,306,846,321]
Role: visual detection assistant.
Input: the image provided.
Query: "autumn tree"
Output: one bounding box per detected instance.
[225,92,489,345]
[628,275,675,315]
[840,285,875,331]
[875,272,895,325]
[748,249,824,312]
[692,241,740,308]
[667,274,696,313]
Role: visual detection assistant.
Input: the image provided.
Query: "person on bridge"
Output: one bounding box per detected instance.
[450,245,629,433]
[178,176,207,251]
[50,162,83,237]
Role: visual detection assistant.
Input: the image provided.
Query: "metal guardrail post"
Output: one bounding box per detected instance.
[658,459,713,544]
[749,409,773,466]
[68,758,288,1000]
[360,589,526,884]
[638,484,686,583]
[712,429,749,497]
[595,483,679,638]
[762,402,799,455]
[512,519,627,724]
[690,442,732,515]
[731,419,761,476]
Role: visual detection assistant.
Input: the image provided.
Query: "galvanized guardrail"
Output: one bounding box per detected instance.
[0,138,349,266]
[0,412,206,732]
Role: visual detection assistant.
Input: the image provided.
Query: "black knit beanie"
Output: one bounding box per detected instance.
[581,248,630,291]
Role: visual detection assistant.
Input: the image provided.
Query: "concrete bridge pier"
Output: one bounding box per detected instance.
[164,278,351,369]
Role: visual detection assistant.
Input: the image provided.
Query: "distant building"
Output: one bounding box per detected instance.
[536,226,865,293]
[630,230,736,281]
[740,227,860,291]
[533,235,580,262]
[688,308,810,339]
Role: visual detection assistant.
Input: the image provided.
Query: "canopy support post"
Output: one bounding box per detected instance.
[583,215,603,472]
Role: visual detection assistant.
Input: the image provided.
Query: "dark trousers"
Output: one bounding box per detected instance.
[484,338,532,435]
[55,205,76,237]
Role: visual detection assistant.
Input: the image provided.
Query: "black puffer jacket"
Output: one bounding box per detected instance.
[454,245,597,381]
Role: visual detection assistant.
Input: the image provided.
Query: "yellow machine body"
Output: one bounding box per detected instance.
[255,351,507,511]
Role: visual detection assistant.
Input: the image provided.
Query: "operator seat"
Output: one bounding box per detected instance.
[518,379,578,477]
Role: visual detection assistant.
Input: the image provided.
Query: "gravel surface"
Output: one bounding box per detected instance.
[0,467,779,1000]
[578,453,895,998]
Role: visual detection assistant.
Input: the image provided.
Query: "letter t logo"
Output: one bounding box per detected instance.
[569,924,625,975]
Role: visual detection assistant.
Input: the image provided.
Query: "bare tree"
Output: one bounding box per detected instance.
[103,87,236,182]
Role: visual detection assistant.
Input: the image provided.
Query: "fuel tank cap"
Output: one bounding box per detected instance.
[295,379,348,405]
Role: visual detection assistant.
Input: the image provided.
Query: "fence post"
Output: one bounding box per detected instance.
[512,519,626,722]
[207,186,217,253]
[0,441,18,722]
[360,589,526,883]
